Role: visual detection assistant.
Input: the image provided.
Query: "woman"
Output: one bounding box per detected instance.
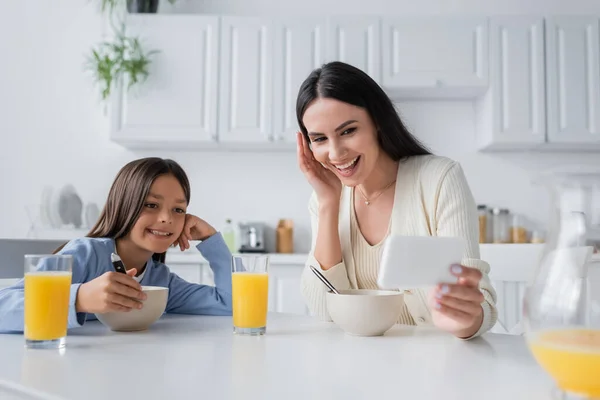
[296,61,497,339]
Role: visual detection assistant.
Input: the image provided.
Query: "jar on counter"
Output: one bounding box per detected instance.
[530,230,545,244]
[477,205,488,243]
[492,208,510,243]
[510,213,529,243]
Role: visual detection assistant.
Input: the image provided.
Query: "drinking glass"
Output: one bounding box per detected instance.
[231,255,269,335]
[24,254,73,349]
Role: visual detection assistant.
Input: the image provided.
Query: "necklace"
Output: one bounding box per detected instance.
[357,179,396,206]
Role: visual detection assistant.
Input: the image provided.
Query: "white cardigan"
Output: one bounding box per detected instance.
[300,154,498,338]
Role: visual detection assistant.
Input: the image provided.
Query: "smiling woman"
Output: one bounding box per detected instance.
[296,61,498,340]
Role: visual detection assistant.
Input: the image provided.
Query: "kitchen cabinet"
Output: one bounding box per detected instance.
[381,17,489,98]
[545,16,600,146]
[218,17,274,144]
[268,263,309,315]
[110,15,220,148]
[108,14,600,153]
[325,17,381,84]
[477,16,600,151]
[476,16,547,150]
[272,18,328,143]
[166,256,309,316]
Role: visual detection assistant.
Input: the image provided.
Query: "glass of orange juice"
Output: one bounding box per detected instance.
[24,254,73,349]
[523,171,600,398]
[231,255,269,335]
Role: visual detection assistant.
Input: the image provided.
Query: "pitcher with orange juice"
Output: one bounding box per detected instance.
[231,255,269,335]
[24,254,73,349]
[523,170,600,398]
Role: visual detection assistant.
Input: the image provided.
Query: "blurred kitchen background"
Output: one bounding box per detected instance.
[1,0,600,254]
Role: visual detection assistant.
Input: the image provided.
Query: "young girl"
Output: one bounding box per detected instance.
[0,157,232,332]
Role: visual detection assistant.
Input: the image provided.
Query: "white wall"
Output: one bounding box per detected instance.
[1,0,599,253]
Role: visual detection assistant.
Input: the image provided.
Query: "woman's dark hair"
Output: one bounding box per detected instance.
[55,158,190,263]
[296,61,431,160]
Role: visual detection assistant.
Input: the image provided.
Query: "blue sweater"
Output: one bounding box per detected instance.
[0,232,232,333]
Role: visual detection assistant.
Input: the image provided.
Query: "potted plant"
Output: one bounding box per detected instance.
[100,0,176,14]
[85,24,158,101]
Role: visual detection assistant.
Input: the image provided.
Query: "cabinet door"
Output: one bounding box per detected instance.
[382,17,488,95]
[219,17,274,142]
[167,263,202,284]
[111,15,219,145]
[486,17,546,147]
[268,265,309,315]
[546,17,600,144]
[272,18,327,143]
[326,17,381,83]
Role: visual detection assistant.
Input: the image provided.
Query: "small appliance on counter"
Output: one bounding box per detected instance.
[238,222,266,253]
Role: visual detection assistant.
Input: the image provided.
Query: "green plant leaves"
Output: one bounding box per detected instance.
[85,25,159,100]
[87,0,176,100]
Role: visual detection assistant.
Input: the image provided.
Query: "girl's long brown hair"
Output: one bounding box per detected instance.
[55,158,191,264]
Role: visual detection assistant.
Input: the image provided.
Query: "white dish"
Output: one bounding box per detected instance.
[38,186,53,228]
[95,286,168,331]
[377,235,465,290]
[326,289,404,336]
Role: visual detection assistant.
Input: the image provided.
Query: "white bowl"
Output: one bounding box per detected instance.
[326,289,405,336]
[95,286,168,332]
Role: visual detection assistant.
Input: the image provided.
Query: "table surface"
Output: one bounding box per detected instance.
[0,313,557,400]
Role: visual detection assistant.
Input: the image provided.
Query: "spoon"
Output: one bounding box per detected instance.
[309,265,339,294]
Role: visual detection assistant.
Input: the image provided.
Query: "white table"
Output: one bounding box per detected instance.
[0,314,556,400]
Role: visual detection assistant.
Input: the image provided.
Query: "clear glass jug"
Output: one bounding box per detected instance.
[523,169,600,398]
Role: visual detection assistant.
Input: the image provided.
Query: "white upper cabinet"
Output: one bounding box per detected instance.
[476,17,546,150]
[325,17,381,83]
[272,18,327,143]
[545,17,600,145]
[110,15,219,147]
[218,17,274,143]
[107,14,600,152]
[381,17,489,98]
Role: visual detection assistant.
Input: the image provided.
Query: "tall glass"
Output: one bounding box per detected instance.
[523,170,600,398]
[24,255,73,349]
[231,255,269,335]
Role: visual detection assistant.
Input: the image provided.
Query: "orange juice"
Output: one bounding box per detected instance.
[24,272,72,341]
[232,272,269,328]
[528,328,600,397]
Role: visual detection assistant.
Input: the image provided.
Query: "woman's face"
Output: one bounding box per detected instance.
[302,97,381,187]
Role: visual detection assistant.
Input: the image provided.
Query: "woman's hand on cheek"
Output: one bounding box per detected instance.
[296,132,342,205]
[429,264,485,339]
[174,214,217,251]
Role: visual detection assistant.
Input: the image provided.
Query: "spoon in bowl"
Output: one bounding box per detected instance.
[309,265,339,294]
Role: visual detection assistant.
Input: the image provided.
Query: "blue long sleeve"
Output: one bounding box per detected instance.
[164,232,233,315]
[1,234,233,334]
[0,239,94,333]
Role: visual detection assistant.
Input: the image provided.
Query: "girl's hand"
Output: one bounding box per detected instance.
[175,214,217,251]
[429,264,485,338]
[297,132,342,206]
[76,269,146,313]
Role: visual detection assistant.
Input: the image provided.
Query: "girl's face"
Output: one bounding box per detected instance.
[302,97,381,187]
[128,174,188,254]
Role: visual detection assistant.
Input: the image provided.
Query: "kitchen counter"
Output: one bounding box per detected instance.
[0,313,555,400]
[166,250,308,265]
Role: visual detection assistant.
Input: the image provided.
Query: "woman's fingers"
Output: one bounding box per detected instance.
[435,283,484,303]
[449,264,482,288]
[435,294,482,316]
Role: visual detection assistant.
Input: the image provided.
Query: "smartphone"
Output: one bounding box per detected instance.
[377,235,465,290]
[111,253,127,274]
